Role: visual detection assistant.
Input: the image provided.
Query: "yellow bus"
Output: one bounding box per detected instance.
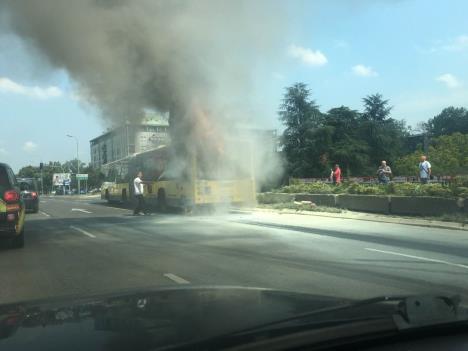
[101,144,256,211]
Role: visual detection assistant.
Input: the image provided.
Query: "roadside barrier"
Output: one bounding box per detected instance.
[258,192,464,216]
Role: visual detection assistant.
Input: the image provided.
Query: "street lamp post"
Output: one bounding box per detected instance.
[67,134,80,195]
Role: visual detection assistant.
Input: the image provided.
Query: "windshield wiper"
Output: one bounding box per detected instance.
[231,295,405,335]
[161,295,467,351]
[230,294,466,336]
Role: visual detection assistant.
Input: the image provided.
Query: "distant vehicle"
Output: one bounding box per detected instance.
[17,178,39,213]
[0,163,25,248]
[80,189,86,195]
[88,188,100,194]
[55,188,64,195]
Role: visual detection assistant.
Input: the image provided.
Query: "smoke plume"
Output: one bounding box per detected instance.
[0,0,283,187]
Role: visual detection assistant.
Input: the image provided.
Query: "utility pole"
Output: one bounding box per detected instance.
[40,162,44,195]
[67,135,80,195]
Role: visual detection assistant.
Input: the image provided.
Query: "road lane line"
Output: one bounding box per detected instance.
[70,225,96,238]
[71,208,92,214]
[365,248,468,270]
[163,273,190,284]
[39,211,51,217]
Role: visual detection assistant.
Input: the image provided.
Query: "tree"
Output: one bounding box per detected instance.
[362,93,392,121]
[426,107,468,137]
[279,87,409,179]
[279,83,322,177]
[359,94,407,169]
[321,106,370,176]
[394,133,468,176]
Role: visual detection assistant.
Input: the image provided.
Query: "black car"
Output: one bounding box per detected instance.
[17,178,39,213]
[0,163,25,248]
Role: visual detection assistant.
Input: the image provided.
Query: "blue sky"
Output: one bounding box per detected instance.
[1,0,468,171]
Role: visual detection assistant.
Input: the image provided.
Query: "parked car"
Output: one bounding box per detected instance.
[17,178,39,213]
[0,163,25,248]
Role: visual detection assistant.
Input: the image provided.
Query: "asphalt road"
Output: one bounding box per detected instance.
[1,196,468,305]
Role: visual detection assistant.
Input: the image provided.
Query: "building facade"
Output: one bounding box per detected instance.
[90,114,169,169]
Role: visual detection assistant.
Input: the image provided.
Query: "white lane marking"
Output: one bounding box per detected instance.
[365,248,468,270]
[39,211,51,217]
[70,225,96,238]
[71,208,92,214]
[163,273,190,284]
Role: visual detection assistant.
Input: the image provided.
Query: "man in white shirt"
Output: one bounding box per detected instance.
[418,155,432,184]
[133,171,146,215]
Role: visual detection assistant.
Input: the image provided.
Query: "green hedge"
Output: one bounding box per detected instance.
[273,178,468,198]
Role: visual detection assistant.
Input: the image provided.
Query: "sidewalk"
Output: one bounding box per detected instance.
[234,207,468,232]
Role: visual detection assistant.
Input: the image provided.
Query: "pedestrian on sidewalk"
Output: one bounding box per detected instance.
[133,171,149,215]
[377,160,392,184]
[418,155,432,184]
[331,164,341,185]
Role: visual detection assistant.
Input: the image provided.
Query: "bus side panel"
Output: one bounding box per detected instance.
[194,179,256,207]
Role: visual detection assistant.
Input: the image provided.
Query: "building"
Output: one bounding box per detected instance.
[90,113,169,169]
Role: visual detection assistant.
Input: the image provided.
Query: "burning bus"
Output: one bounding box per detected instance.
[101,140,257,212]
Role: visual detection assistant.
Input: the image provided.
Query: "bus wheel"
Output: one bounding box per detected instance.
[157,188,167,212]
[122,189,127,202]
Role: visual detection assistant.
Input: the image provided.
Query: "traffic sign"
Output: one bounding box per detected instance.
[76,174,88,180]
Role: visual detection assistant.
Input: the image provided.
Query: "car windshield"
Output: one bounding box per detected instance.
[0,1,468,349]
[19,181,35,192]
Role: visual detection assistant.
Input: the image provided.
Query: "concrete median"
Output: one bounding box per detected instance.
[294,193,337,207]
[337,194,390,214]
[390,196,462,216]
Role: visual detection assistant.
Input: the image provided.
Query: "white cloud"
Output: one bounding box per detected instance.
[443,35,468,52]
[436,73,462,89]
[287,44,327,66]
[0,77,63,99]
[352,64,378,77]
[23,141,38,152]
[0,147,7,155]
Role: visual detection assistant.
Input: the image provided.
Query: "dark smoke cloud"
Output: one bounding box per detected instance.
[0,0,284,185]
[0,0,282,124]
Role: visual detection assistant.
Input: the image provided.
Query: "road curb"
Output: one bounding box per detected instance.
[235,207,468,232]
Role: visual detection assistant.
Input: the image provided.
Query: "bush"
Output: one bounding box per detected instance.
[423,183,453,197]
[275,182,334,194]
[452,186,468,198]
[451,176,468,187]
[346,183,386,195]
[390,183,426,196]
[273,181,456,198]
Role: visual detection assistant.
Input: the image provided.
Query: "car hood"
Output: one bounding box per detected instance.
[0,285,359,351]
